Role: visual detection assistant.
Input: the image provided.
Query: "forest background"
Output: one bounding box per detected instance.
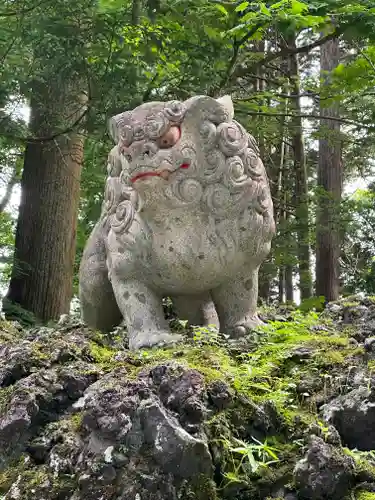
[1,0,375,324]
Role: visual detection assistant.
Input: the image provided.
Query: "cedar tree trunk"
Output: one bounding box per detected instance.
[316,38,343,301]
[5,81,86,320]
[287,34,313,300]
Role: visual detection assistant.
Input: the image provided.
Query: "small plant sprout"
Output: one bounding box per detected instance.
[191,324,220,345]
[218,435,280,487]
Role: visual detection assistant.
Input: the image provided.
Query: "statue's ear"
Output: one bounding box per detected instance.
[183,95,234,125]
[108,111,131,143]
[216,95,234,121]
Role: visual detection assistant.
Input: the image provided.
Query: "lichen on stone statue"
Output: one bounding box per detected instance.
[79,95,275,350]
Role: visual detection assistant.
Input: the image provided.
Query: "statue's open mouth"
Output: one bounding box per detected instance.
[130,163,190,183]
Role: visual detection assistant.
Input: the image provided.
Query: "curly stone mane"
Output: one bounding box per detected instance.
[101,96,274,250]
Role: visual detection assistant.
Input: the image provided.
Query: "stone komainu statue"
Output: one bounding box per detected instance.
[79,95,275,350]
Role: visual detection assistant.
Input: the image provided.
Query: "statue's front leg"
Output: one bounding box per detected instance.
[110,274,183,350]
[211,267,263,338]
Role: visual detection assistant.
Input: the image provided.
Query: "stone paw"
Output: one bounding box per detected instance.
[129,331,184,351]
[227,316,264,339]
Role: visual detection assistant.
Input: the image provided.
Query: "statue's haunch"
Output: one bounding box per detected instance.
[79,95,275,350]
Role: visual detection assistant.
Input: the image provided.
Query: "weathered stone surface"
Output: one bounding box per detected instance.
[364,336,375,352]
[1,363,216,500]
[0,362,100,471]
[294,436,354,500]
[79,95,275,350]
[324,296,375,342]
[0,320,221,500]
[322,386,375,451]
[207,380,234,410]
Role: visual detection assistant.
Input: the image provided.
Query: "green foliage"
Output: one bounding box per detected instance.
[299,296,326,312]
[218,435,280,486]
[344,448,375,480]
[341,189,375,294]
[1,298,36,327]
[356,493,375,500]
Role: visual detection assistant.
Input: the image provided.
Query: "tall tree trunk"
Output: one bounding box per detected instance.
[132,0,141,24]
[284,202,294,303]
[287,34,313,300]
[278,267,284,303]
[255,41,273,302]
[282,142,295,303]
[271,107,287,303]
[316,39,343,301]
[4,80,86,320]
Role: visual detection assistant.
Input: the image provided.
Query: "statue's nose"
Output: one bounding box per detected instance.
[121,141,157,162]
[120,145,133,163]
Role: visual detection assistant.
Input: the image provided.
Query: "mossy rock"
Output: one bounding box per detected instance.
[180,475,219,500]
[1,307,375,499]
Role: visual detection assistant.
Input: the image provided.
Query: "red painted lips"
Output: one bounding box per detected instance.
[130,162,190,183]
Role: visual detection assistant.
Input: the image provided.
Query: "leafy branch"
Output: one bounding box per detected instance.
[235,105,375,131]
[0,0,52,17]
[2,107,89,144]
[233,23,352,80]
[214,21,266,94]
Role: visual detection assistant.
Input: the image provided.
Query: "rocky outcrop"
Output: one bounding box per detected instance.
[322,386,375,451]
[294,436,354,499]
[2,297,375,499]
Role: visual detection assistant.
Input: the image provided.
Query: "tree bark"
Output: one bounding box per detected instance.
[266,101,287,304]
[5,80,86,320]
[287,34,313,300]
[316,38,343,301]
[284,203,294,303]
[132,0,141,24]
[255,41,273,302]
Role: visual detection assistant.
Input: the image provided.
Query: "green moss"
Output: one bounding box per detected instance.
[0,320,22,344]
[87,341,128,373]
[180,475,218,500]
[25,468,50,487]
[70,412,83,431]
[119,311,360,428]
[0,455,28,493]
[342,301,360,308]
[356,459,375,480]
[79,311,366,444]
[139,343,237,382]
[0,468,14,493]
[343,448,375,481]
[89,341,115,363]
[31,342,51,361]
[314,347,364,367]
[5,466,76,498]
[0,386,14,413]
[356,492,375,500]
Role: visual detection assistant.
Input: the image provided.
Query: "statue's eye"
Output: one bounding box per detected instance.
[158,126,181,149]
